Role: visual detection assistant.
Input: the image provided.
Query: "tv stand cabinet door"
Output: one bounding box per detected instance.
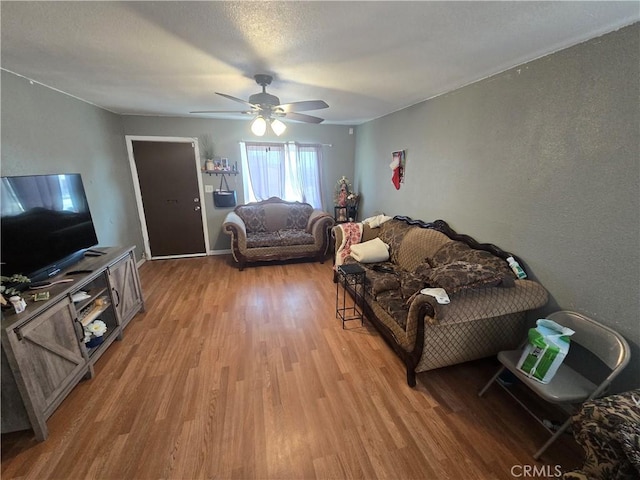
[5,298,89,441]
[108,252,144,329]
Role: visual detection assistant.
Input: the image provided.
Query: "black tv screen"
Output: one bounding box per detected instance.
[1,174,99,282]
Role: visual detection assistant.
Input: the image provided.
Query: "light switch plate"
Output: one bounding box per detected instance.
[204,185,214,193]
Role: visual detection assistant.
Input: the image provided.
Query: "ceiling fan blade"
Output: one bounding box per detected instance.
[190,110,252,114]
[215,92,256,108]
[283,112,325,124]
[278,100,329,113]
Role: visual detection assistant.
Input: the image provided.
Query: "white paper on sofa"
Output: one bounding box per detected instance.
[349,237,390,263]
[420,288,451,304]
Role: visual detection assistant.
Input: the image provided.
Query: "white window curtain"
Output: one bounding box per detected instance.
[240,141,323,209]
[240,142,286,202]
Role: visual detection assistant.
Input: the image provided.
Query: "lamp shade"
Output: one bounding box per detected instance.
[251,116,267,136]
[271,118,287,136]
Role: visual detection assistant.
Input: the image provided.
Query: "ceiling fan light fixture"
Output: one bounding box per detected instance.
[251,116,267,136]
[270,118,287,136]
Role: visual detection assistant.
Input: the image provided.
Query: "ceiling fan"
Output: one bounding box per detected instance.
[191,74,329,136]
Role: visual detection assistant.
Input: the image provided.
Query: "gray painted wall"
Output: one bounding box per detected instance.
[1,70,355,258]
[1,71,145,259]
[354,24,639,391]
[121,116,355,250]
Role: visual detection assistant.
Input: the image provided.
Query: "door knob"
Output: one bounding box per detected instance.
[194,206,201,211]
[194,197,200,203]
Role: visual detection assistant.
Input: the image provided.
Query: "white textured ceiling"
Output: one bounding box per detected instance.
[1,1,638,125]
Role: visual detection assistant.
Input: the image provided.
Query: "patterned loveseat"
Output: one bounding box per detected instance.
[333,216,549,386]
[564,389,640,480]
[223,197,334,270]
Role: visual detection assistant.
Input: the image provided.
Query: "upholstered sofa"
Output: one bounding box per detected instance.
[223,197,334,270]
[333,216,549,386]
[564,389,640,480]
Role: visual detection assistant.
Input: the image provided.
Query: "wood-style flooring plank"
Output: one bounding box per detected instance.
[2,255,582,479]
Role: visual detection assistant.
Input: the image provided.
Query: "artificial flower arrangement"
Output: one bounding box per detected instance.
[84,319,108,348]
[346,192,360,207]
[0,274,30,307]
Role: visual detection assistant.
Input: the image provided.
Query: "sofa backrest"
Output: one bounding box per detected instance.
[375,217,516,276]
[235,197,313,233]
[377,219,451,271]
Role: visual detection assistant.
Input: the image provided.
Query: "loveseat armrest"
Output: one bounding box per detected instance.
[223,211,247,236]
[308,210,335,235]
[307,211,335,255]
[222,211,247,261]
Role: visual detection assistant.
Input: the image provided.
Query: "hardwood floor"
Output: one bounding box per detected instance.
[2,256,582,479]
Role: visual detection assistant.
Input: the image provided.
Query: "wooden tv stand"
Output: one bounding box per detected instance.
[1,246,144,441]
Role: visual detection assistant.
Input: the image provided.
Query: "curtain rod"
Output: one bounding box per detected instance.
[238,141,332,147]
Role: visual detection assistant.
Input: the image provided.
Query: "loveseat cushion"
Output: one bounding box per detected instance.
[246,231,281,248]
[276,229,315,246]
[246,229,315,248]
[429,240,514,277]
[237,205,267,233]
[284,203,314,230]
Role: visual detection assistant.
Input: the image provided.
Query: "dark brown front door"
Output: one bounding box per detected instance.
[132,140,206,258]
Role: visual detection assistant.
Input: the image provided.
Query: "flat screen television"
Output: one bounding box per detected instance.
[1,173,99,283]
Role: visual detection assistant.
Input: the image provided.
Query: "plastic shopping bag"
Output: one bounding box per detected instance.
[517,319,575,384]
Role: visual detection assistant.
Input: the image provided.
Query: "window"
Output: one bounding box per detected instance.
[240,142,323,208]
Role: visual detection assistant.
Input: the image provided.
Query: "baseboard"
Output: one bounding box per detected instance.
[209,249,232,256]
[137,250,230,263]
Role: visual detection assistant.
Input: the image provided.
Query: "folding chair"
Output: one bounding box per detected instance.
[478,310,630,459]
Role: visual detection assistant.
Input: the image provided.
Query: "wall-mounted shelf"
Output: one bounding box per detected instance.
[203,170,239,176]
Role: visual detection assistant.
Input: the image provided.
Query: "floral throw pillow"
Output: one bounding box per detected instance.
[285,203,313,230]
[237,205,267,233]
[430,241,514,278]
[423,261,508,294]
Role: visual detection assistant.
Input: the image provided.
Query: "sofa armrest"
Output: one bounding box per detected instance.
[403,280,548,350]
[332,222,382,261]
[428,280,548,325]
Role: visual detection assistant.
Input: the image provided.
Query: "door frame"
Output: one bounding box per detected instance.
[125,135,210,260]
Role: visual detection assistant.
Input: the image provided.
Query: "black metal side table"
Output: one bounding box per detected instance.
[335,264,366,328]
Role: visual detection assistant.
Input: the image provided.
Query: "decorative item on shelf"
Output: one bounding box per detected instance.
[9,296,27,314]
[390,150,406,190]
[199,134,216,172]
[1,274,30,308]
[334,176,355,223]
[83,319,107,348]
[346,192,360,222]
[334,176,352,206]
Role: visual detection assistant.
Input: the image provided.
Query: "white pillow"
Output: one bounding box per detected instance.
[363,214,392,228]
[349,237,390,263]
